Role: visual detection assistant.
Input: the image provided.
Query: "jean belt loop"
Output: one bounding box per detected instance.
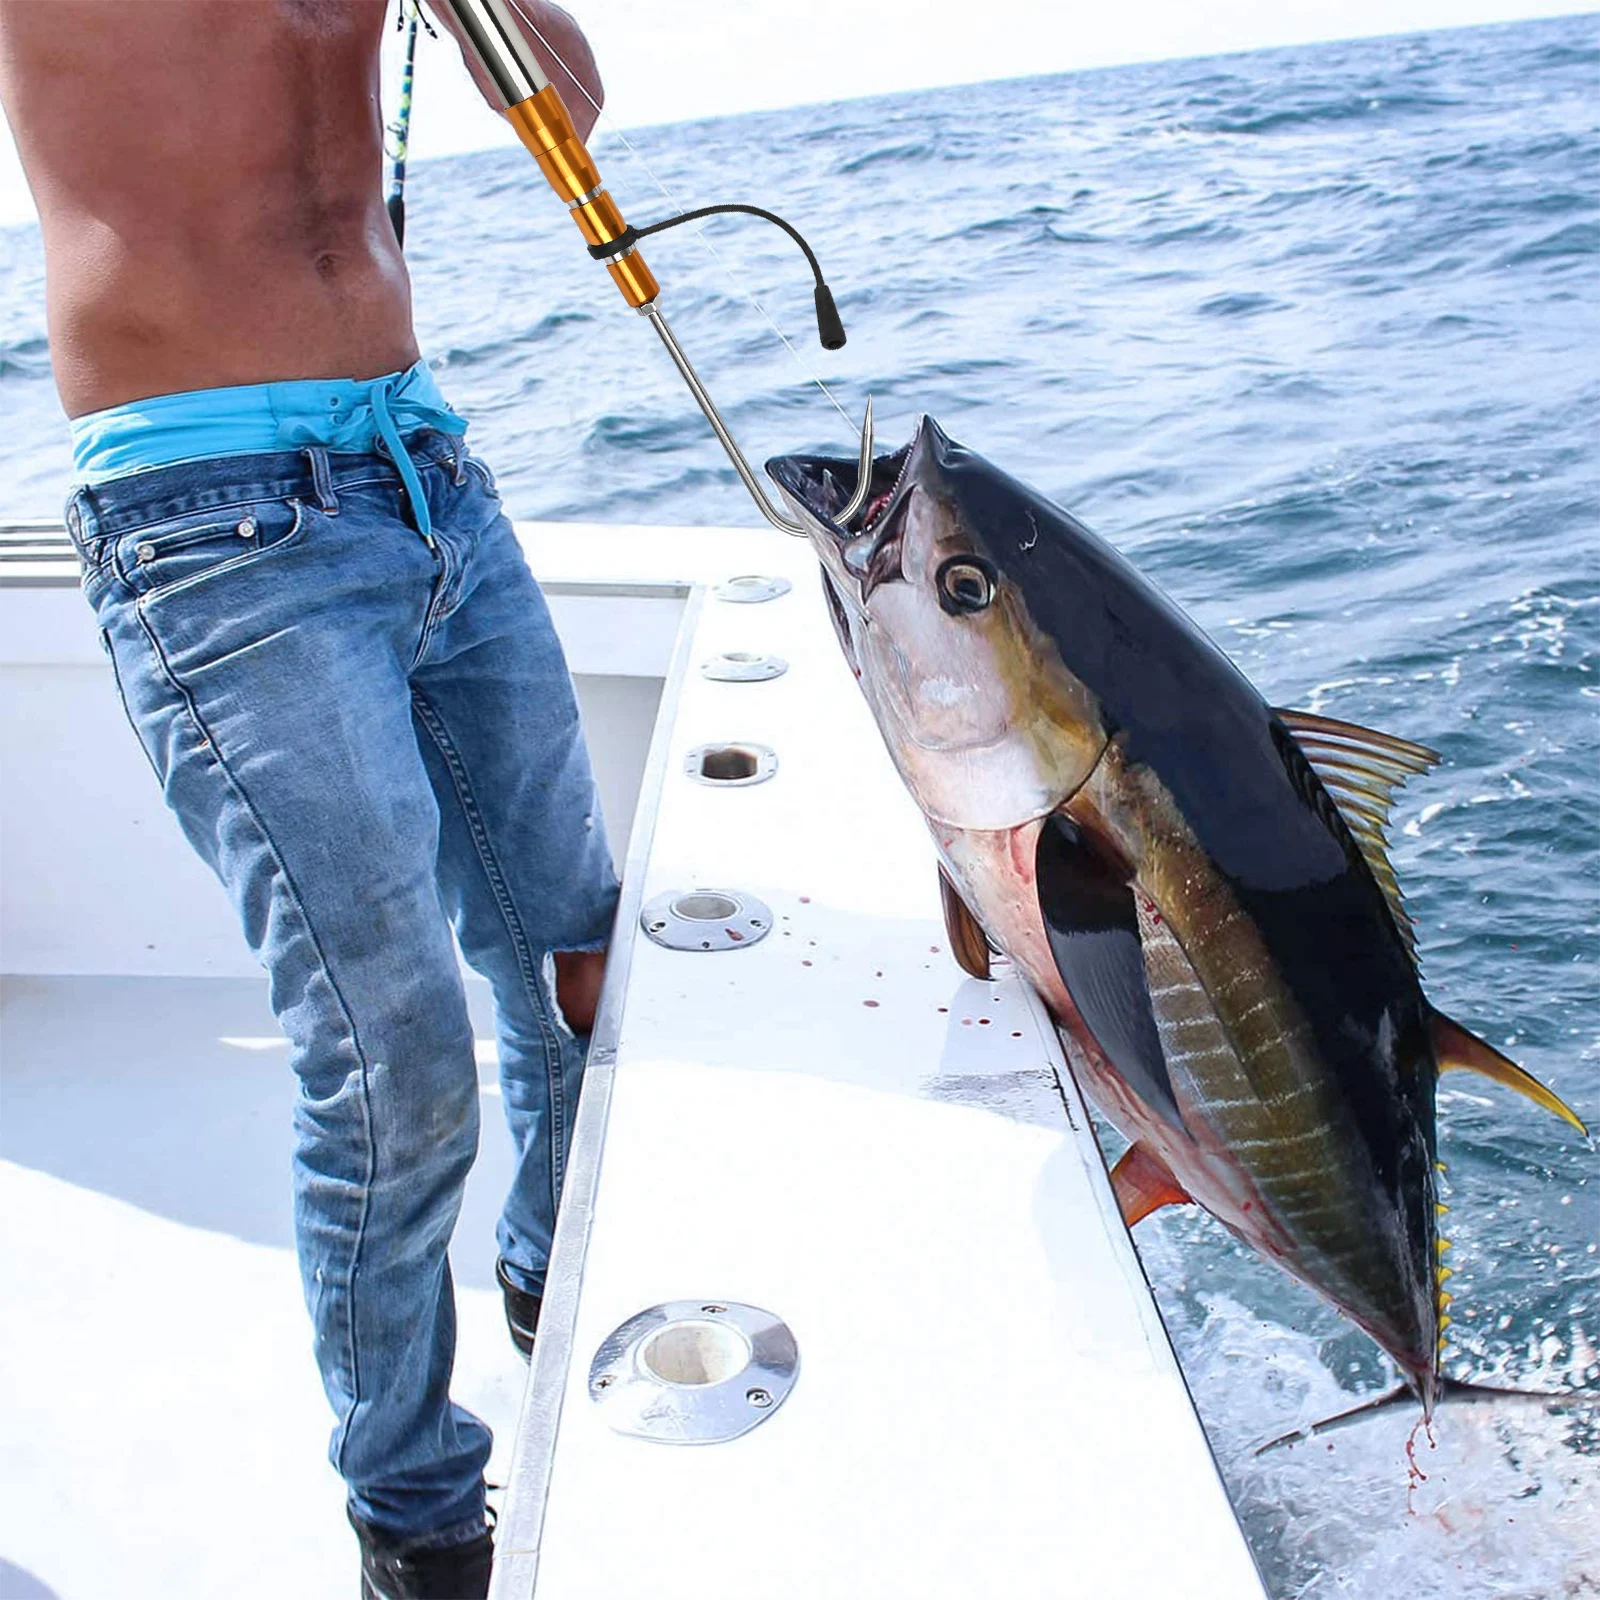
[72,486,104,553]
[304,446,340,515]
[451,436,468,488]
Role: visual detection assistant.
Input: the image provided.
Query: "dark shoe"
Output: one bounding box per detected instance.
[496,1257,542,1360]
[351,1509,493,1600]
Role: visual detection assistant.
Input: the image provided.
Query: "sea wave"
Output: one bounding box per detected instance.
[0,334,50,379]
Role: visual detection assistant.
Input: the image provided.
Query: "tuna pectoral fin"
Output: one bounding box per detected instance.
[1254,1376,1600,1456]
[1109,1143,1192,1227]
[1036,813,1182,1129]
[1431,1011,1588,1135]
[938,866,992,980]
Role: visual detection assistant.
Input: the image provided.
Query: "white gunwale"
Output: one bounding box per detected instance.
[491,577,707,1591]
[1,518,1267,1600]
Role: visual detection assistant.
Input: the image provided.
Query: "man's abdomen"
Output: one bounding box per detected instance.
[3,0,414,414]
[47,192,420,416]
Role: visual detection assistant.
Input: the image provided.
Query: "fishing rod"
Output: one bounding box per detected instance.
[386,1,423,246]
[431,0,874,535]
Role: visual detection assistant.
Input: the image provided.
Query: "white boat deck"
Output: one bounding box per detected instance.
[1,522,1266,1599]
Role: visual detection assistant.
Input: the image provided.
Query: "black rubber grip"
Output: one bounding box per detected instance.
[814,283,847,350]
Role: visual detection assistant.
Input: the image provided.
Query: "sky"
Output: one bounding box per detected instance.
[0,0,1590,227]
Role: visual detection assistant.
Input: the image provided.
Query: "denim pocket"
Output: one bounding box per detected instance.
[117,497,305,600]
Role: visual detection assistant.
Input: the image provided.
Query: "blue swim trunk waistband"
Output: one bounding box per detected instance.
[70,359,468,540]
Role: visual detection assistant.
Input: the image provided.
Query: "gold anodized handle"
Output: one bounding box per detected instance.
[504,85,659,308]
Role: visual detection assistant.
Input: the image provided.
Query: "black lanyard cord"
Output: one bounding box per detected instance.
[587,203,847,350]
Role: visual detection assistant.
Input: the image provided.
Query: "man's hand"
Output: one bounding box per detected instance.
[426,0,603,139]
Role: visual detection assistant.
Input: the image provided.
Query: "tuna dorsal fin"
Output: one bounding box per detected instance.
[1431,1010,1587,1134]
[1275,708,1440,959]
[1109,1142,1192,1228]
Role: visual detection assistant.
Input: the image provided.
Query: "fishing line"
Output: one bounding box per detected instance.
[491,0,860,431]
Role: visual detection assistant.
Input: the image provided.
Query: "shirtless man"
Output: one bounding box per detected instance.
[0,5,615,1595]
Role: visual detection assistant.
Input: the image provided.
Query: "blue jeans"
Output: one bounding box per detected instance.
[66,430,619,1544]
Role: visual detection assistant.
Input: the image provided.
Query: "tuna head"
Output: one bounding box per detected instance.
[768,416,1107,831]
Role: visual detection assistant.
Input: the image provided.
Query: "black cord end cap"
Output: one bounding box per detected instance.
[814,283,847,351]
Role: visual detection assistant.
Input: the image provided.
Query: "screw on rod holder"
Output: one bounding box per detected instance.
[588,1300,800,1444]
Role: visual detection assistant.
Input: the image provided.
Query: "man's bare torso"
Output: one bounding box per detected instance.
[0,0,415,416]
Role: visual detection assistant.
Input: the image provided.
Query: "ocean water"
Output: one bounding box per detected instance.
[3,12,1597,1596]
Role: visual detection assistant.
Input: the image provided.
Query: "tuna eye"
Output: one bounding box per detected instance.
[937,557,996,615]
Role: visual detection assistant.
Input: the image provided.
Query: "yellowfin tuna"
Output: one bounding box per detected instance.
[770,417,1586,1421]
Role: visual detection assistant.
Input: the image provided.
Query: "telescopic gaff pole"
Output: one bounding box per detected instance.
[431,0,873,535]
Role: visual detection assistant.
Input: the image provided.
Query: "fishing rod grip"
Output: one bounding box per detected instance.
[435,0,658,308]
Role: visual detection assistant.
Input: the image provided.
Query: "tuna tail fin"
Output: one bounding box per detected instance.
[1253,1376,1600,1457]
[1431,1010,1588,1135]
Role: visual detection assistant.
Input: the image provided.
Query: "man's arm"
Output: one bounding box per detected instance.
[425,0,603,139]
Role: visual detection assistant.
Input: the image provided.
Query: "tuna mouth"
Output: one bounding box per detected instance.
[767,439,914,539]
[769,420,936,602]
